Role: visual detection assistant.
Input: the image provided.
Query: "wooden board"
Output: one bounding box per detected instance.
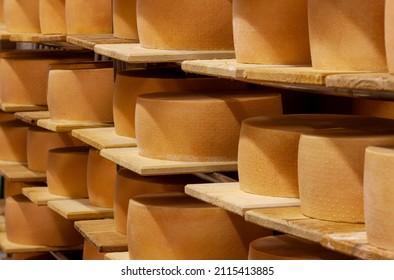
[37,118,113,133]
[22,187,71,206]
[47,199,113,220]
[0,162,46,182]
[100,147,238,176]
[67,34,135,50]
[185,182,300,216]
[74,219,128,253]
[105,252,129,260]
[71,127,137,150]
[325,73,394,92]
[0,102,47,113]
[94,43,235,63]
[9,33,66,43]
[14,111,50,126]
[0,215,5,232]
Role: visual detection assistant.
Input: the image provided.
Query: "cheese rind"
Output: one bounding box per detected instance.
[0,120,29,162]
[82,240,105,260]
[39,0,67,35]
[113,0,138,40]
[386,0,394,73]
[3,0,40,33]
[352,99,394,120]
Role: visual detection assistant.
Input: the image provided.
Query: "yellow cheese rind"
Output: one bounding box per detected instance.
[39,0,67,35]
[113,0,138,40]
[3,0,40,33]
[82,240,105,260]
[0,120,29,162]
[386,0,394,73]
[352,99,394,120]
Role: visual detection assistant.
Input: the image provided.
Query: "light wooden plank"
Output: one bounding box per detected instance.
[67,34,135,50]
[325,73,394,93]
[105,252,129,260]
[94,43,235,63]
[22,187,71,206]
[9,33,66,43]
[100,147,237,176]
[0,215,4,232]
[71,127,137,150]
[0,102,47,113]
[185,182,300,216]
[0,162,46,182]
[37,118,113,133]
[47,199,113,220]
[14,111,50,126]
[74,219,128,253]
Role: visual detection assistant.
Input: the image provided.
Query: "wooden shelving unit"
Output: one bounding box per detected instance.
[0,162,46,183]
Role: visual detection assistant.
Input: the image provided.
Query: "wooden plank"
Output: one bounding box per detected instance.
[100,147,238,176]
[74,219,128,253]
[37,118,113,133]
[47,199,114,220]
[325,73,394,92]
[0,162,46,182]
[0,102,47,113]
[14,111,50,126]
[9,33,66,43]
[0,215,5,232]
[94,43,235,63]
[71,127,137,150]
[22,187,71,206]
[67,34,135,50]
[105,252,129,260]
[185,182,300,216]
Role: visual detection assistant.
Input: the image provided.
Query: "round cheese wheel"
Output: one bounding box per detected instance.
[47,67,114,123]
[11,252,55,260]
[233,0,310,65]
[386,0,394,73]
[113,0,138,40]
[352,98,394,120]
[46,146,90,198]
[0,111,15,121]
[27,126,85,172]
[364,146,394,250]
[0,0,4,23]
[5,194,83,246]
[308,0,386,71]
[82,239,105,260]
[135,91,283,162]
[87,148,117,208]
[3,0,40,33]
[113,67,248,138]
[39,0,67,35]
[0,120,29,162]
[127,192,272,260]
[3,180,24,198]
[248,235,352,260]
[298,129,394,223]
[136,0,234,50]
[65,0,112,35]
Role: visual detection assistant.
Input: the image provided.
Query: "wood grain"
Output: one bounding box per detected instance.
[67,34,135,50]
[37,118,113,133]
[47,199,113,220]
[22,187,70,206]
[9,33,66,43]
[14,111,50,126]
[0,162,46,182]
[0,102,47,113]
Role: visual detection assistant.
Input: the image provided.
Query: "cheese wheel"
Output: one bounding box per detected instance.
[364,146,394,250]
[352,99,394,120]
[308,0,386,71]
[3,0,40,33]
[47,67,114,123]
[298,129,394,223]
[0,120,29,162]
[5,194,83,246]
[11,252,55,260]
[136,91,283,162]
[27,126,85,172]
[0,0,4,23]
[136,0,234,50]
[83,239,105,260]
[127,192,272,260]
[3,180,24,198]
[46,146,90,198]
[113,67,248,138]
[386,0,394,73]
[87,148,117,208]
[248,235,352,260]
[39,0,67,35]
[0,111,15,121]
[114,168,188,234]
[113,0,138,40]
[65,0,112,34]
[233,0,310,65]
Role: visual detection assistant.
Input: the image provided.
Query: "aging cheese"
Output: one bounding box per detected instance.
[83,239,105,260]
[3,180,24,198]
[364,146,394,250]
[233,0,310,65]
[0,120,29,162]
[113,0,138,40]
[352,99,394,120]
[87,148,117,208]
[46,146,90,198]
[308,0,386,71]
[5,194,83,246]
[3,0,40,33]
[135,91,283,162]
[0,112,15,121]
[127,192,272,260]
[298,129,394,223]
[386,0,394,73]
[0,0,3,23]
[136,0,234,50]
[39,0,67,35]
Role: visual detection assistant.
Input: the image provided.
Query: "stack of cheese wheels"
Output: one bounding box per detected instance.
[82,240,105,260]
[352,98,394,120]
[364,146,394,250]
[47,62,114,123]
[308,0,386,71]
[46,146,90,198]
[65,0,112,34]
[113,0,138,40]
[238,114,394,198]
[233,0,310,65]
[135,91,283,162]
[298,128,394,223]
[248,235,352,260]
[27,126,84,172]
[5,194,83,246]
[136,0,233,50]
[3,0,40,33]
[127,192,272,260]
[0,120,29,162]
[39,0,67,35]
[386,0,394,73]
[114,168,190,234]
[87,148,117,208]
[113,67,247,138]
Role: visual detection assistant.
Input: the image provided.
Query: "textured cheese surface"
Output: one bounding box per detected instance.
[65,0,112,34]
[298,129,394,223]
[135,91,283,162]
[39,0,67,35]
[364,146,394,250]
[0,120,29,162]
[113,0,138,40]
[127,192,272,260]
[3,0,40,33]
[83,240,105,260]
[352,99,394,119]
[308,0,386,71]
[87,148,117,208]
[386,0,394,73]
[136,0,234,50]
[47,68,114,122]
[3,179,25,198]
[46,146,90,198]
[233,0,310,65]
[5,194,83,246]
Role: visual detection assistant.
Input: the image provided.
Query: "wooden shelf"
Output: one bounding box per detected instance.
[325,73,394,92]
[0,215,4,232]
[9,33,66,43]
[37,118,113,133]
[0,162,46,182]
[67,34,136,50]
[14,111,50,126]
[22,187,71,206]
[100,147,237,176]
[105,252,129,260]
[0,102,47,113]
